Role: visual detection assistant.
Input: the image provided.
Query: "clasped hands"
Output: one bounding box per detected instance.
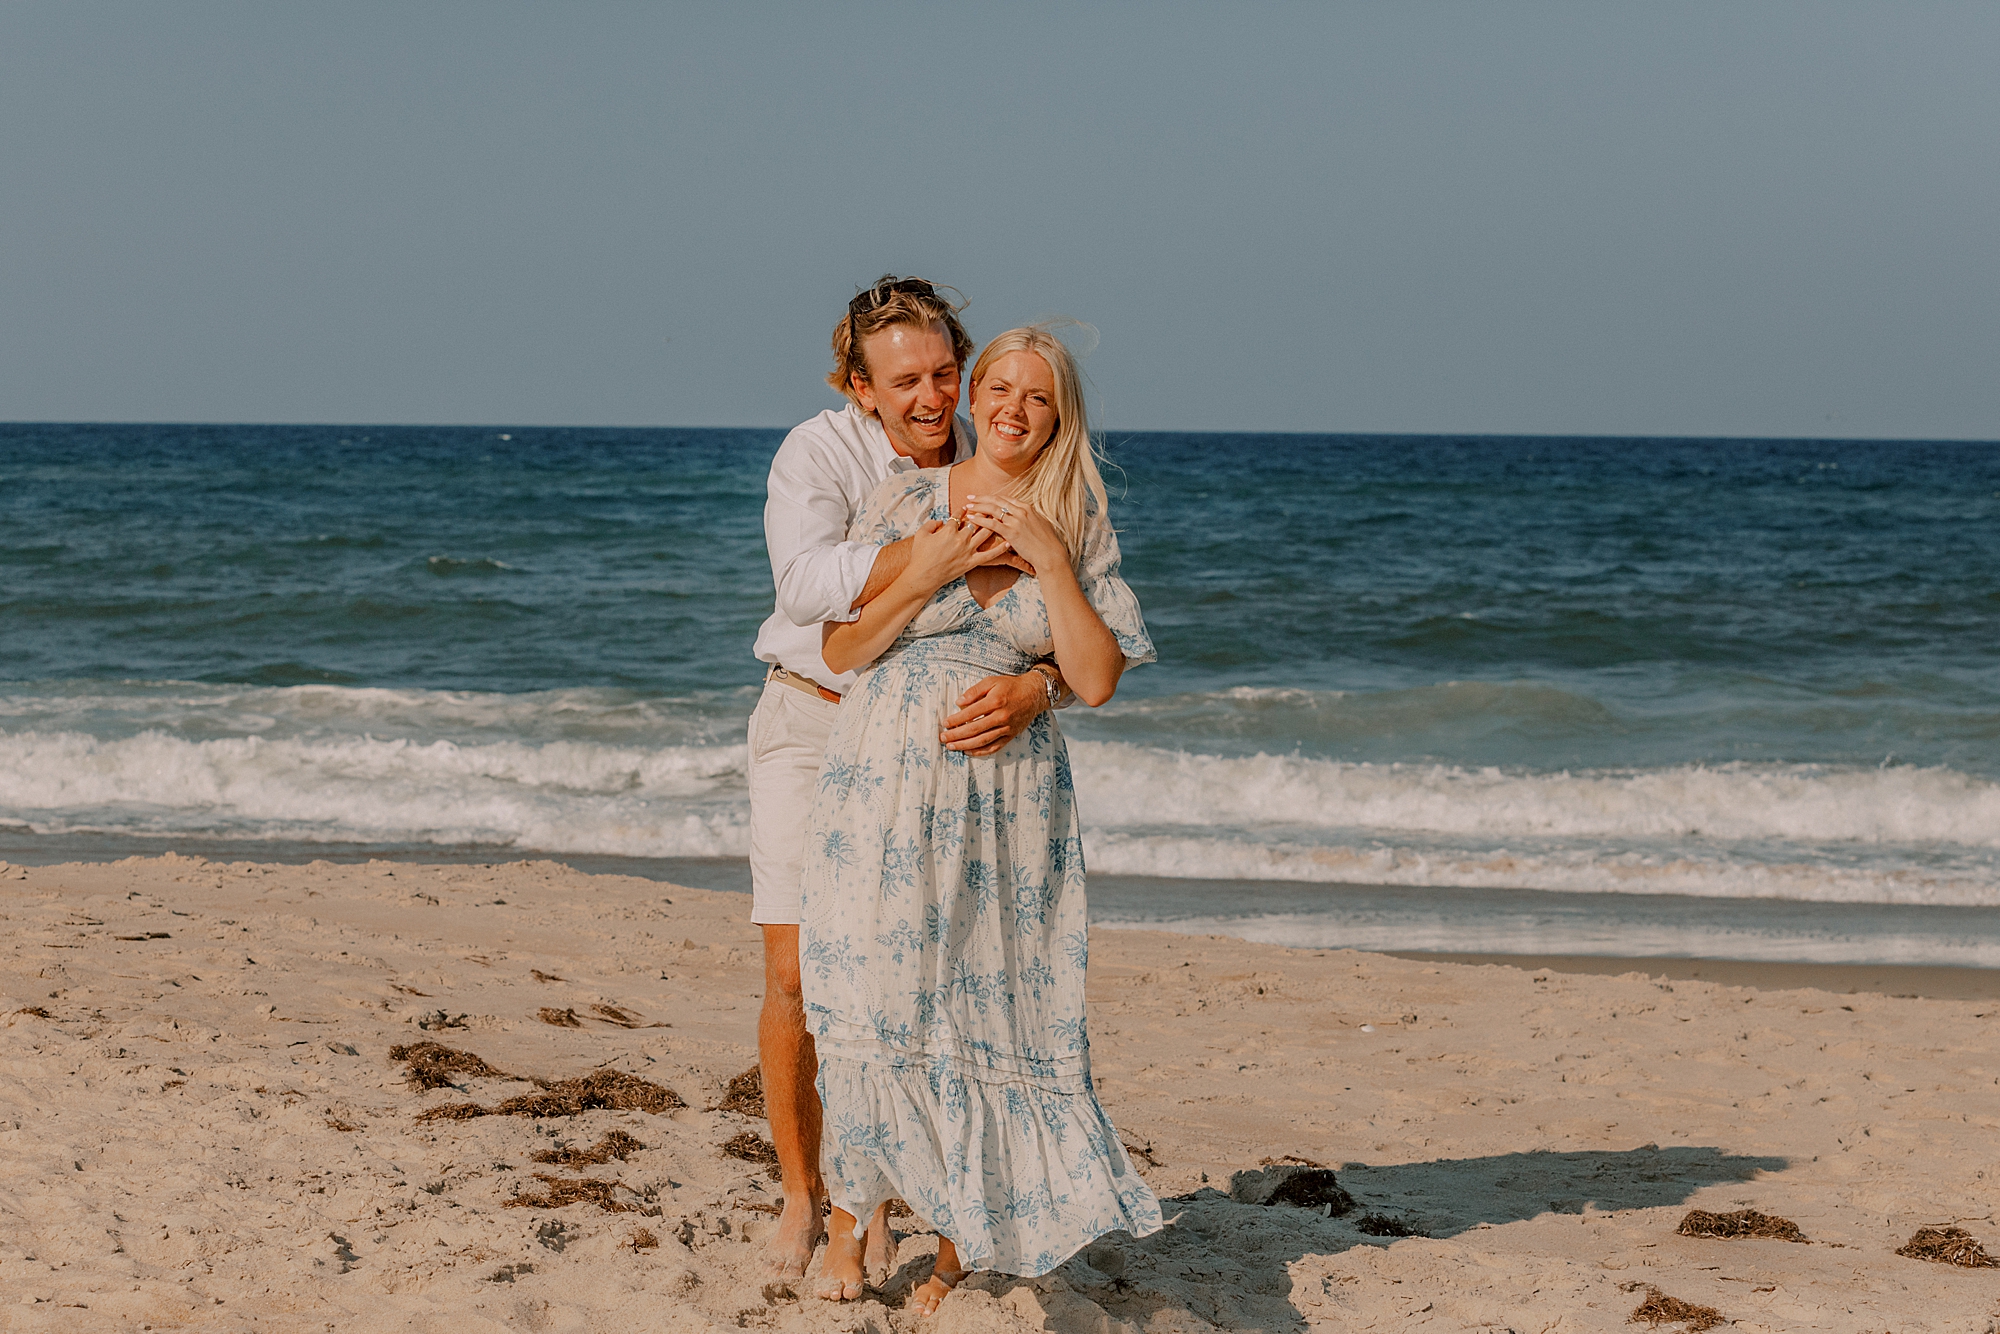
[906,493,1066,584]
[904,496,1066,758]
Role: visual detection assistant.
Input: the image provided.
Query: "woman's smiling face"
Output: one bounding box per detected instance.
[970,349,1059,473]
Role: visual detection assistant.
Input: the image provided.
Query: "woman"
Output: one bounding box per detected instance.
[800,326,1162,1313]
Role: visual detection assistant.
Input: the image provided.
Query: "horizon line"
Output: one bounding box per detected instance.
[3,420,1997,447]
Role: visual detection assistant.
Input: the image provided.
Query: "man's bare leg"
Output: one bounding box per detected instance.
[764,926,898,1286]
[759,925,825,1277]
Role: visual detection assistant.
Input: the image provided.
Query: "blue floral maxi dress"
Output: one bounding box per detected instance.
[800,468,1163,1276]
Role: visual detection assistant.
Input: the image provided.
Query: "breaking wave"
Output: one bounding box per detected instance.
[3,683,1997,906]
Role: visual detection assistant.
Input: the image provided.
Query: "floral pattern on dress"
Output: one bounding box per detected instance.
[800,468,1161,1276]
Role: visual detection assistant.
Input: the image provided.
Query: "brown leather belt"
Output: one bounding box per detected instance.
[766,665,843,705]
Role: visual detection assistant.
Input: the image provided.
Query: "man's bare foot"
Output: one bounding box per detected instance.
[765,1194,825,1279]
[814,1207,866,1301]
[862,1201,896,1287]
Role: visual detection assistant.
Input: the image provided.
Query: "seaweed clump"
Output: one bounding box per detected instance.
[1626,1284,1723,1331]
[388,1041,515,1090]
[589,1003,664,1029]
[1895,1226,2000,1268]
[1267,1170,1354,1213]
[714,1066,766,1117]
[532,1129,647,1167]
[503,1173,637,1213]
[1355,1213,1429,1238]
[1676,1208,1808,1242]
[724,1131,782,1179]
[498,1069,684,1116]
[415,1068,683,1121]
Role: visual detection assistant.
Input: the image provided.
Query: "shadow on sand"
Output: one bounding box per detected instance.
[1332,1143,1790,1236]
[902,1145,1790,1331]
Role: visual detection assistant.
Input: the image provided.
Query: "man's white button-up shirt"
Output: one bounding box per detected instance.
[753,404,975,694]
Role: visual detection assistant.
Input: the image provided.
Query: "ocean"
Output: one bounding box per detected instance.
[4,423,1997,966]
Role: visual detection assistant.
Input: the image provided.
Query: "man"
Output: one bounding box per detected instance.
[750,276,1066,1282]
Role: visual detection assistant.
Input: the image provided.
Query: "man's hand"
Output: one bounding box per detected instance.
[940,671,1049,756]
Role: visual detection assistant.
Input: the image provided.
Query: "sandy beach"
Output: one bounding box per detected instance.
[2,855,1996,1332]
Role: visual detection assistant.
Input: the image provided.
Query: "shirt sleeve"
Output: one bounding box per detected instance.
[1078,506,1157,667]
[765,434,880,628]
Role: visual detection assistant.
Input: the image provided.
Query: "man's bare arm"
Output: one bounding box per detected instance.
[851,537,913,611]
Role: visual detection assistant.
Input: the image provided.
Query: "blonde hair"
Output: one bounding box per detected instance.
[826,275,975,411]
[970,325,1109,565]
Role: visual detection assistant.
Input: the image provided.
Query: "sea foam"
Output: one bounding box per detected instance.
[4,684,1998,906]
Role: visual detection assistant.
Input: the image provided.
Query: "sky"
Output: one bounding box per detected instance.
[3,3,1996,438]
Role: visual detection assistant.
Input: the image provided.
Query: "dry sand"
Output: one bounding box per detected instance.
[1,855,1996,1333]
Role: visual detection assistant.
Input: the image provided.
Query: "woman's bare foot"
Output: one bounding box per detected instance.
[814,1207,867,1301]
[861,1200,896,1288]
[764,1193,826,1279]
[908,1238,967,1317]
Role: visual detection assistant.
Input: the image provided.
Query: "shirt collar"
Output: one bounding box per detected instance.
[869,408,974,472]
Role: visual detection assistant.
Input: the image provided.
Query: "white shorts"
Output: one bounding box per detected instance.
[746,678,839,926]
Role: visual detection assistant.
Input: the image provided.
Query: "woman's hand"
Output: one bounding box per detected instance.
[958,496,1126,706]
[958,496,1063,578]
[821,517,1017,676]
[905,517,1017,592]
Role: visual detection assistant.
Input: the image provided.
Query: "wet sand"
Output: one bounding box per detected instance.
[1388,952,2000,1001]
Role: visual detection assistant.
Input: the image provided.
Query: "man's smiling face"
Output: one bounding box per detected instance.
[851,322,963,461]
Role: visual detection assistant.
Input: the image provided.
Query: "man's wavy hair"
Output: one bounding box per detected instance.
[828,275,975,413]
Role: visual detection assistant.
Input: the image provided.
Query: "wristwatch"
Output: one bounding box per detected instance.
[1030,662,1064,710]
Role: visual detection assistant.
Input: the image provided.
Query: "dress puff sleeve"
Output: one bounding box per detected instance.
[848,470,942,544]
[1076,505,1156,668]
